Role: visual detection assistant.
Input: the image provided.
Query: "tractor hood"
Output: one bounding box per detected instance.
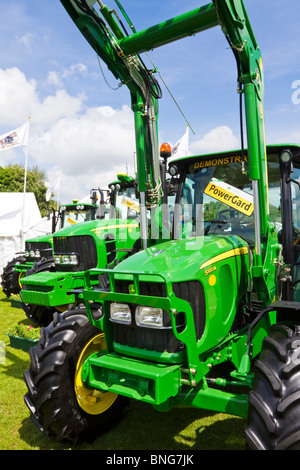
[25,233,53,244]
[52,217,141,270]
[52,217,140,239]
[114,235,249,283]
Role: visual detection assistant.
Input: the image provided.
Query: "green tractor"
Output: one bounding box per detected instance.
[1,192,100,298]
[19,173,147,326]
[23,1,300,449]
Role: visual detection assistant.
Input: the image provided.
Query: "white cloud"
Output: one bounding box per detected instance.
[0,68,38,126]
[190,126,240,154]
[47,63,88,88]
[0,67,136,201]
[18,33,34,52]
[31,104,135,200]
[47,71,62,88]
[0,67,241,204]
[0,67,84,130]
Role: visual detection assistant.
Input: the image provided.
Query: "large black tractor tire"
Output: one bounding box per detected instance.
[245,323,300,450]
[20,257,57,327]
[25,257,56,277]
[24,307,128,443]
[1,255,26,297]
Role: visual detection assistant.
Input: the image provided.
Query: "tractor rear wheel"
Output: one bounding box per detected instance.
[24,307,128,443]
[1,255,26,297]
[245,323,300,450]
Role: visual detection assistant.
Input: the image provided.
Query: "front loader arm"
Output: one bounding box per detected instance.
[58,1,220,248]
[60,0,129,84]
[214,0,268,245]
[60,1,273,291]
[60,0,166,247]
[214,2,279,303]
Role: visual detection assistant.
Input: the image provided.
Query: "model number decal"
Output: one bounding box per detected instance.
[205,265,217,276]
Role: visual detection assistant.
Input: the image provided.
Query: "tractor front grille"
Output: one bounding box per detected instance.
[53,235,97,272]
[104,234,116,265]
[112,319,183,353]
[112,280,205,353]
[172,281,206,340]
[114,279,167,297]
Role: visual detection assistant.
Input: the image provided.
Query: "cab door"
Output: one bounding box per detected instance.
[280,151,300,301]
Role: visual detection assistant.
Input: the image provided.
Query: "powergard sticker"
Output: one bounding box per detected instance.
[121,196,140,213]
[204,178,254,216]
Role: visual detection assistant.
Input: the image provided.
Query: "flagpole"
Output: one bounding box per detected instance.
[57,172,60,211]
[21,117,30,250]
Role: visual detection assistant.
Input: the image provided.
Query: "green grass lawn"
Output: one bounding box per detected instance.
[0,289,246,450]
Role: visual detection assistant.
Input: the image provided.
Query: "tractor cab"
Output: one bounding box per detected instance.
[108,173,140,221]
[59,200,97,228]
[168,149,257,246]
[167,145,300,302]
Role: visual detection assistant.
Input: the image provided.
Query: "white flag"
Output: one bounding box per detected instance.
[171,126,189,158]
[0,122,29,152]
[46,174,60,201]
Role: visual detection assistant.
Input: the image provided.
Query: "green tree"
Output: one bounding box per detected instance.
[0,164,55,216]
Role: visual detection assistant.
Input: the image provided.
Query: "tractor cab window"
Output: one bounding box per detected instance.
[173,152,282,246]
[61,205,94,228]
[290,167,300,233]
[112,185,140,220]
[289,163,300,300]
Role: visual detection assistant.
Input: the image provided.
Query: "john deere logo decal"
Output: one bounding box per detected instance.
[129,284,136,294]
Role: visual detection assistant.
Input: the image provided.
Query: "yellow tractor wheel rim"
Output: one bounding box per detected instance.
[56,304,74,313]
[74,333,118,415]
[18,272,25,289]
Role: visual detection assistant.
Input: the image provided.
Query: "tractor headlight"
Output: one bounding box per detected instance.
[110,302,131,324]
[54,253,79,266]
[28,249,40,258]
[135,306,163,328]
[69,254,79,265]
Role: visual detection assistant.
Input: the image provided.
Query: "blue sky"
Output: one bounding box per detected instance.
[0,0,299,203]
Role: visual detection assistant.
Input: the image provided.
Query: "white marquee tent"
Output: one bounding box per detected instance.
[0,192,52,276]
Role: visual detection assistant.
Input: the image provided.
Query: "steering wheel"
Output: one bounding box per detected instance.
[204,216,228,235]
[217,208,250,226]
